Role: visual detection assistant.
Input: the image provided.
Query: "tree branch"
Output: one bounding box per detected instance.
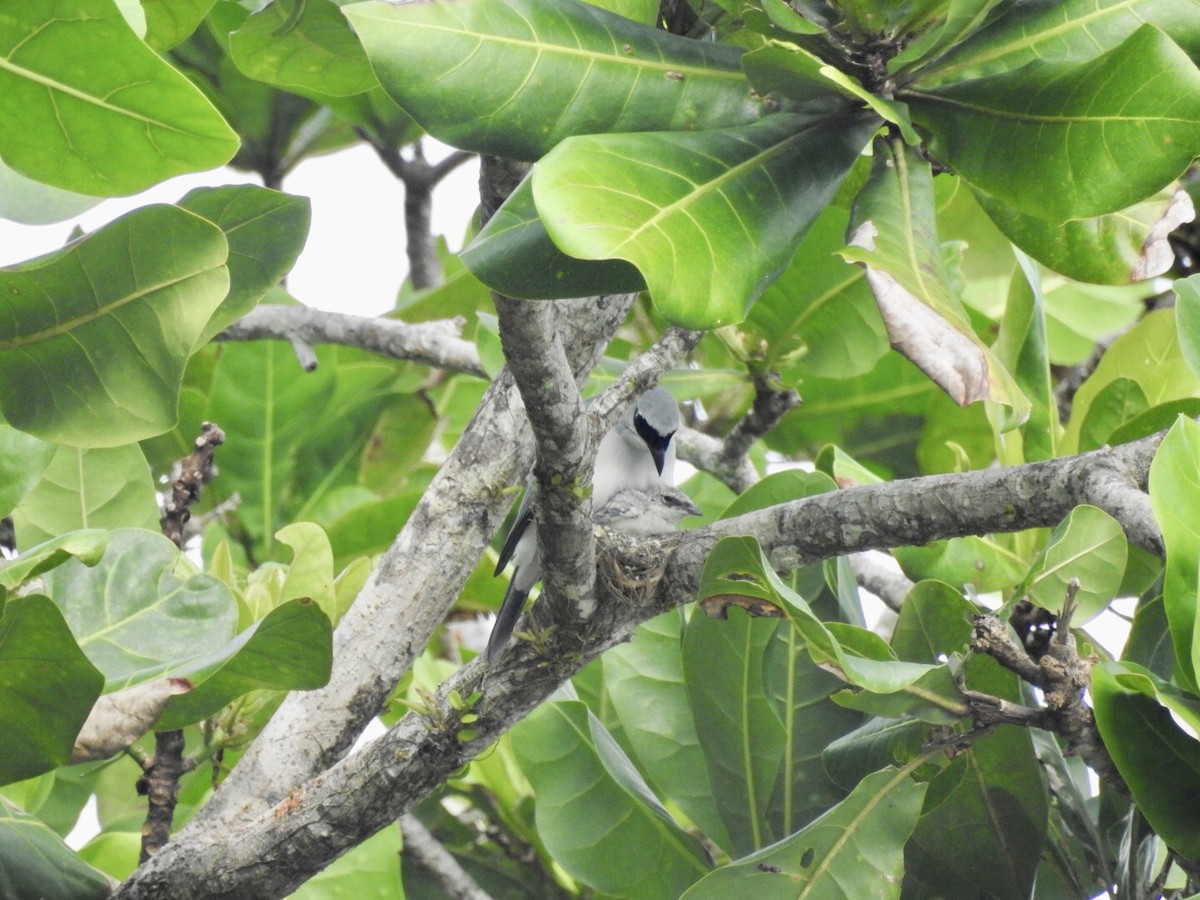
[219,305,486,377]
[717,374,800,469]
[115,429,1168,899]
[400,813,491,900]
[675,426,759,494]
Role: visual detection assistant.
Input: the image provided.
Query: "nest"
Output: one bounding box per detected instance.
[594,527,678,608]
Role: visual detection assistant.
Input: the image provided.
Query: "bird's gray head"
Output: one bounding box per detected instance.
[596,486,701,535]
[629,387,679,476]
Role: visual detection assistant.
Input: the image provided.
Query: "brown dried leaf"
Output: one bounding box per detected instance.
[698,593,785,620]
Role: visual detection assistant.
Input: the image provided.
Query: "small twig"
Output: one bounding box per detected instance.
[160,423,225,550]
[718,374,800,467]
[142,424,224,862]
[288,336,318,372]
[399,813,492,900]
[969,611,1129,798]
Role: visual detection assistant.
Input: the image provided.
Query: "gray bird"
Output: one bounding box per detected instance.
[487,387,680,664]
[594,486,702,534]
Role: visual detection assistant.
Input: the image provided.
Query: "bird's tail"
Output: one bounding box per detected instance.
[486,581,529,665]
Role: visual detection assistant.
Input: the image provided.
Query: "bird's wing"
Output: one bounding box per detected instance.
[494,482,535,575]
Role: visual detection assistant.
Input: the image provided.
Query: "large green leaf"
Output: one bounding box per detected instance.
[462,175,645,300]
[1148,416,1200,694]
[142,0,216,51]
[11,444,159,549]
[921,0,1200,84]
[907,27,1200,222]
[345,0,771,160]
[0,204,230,447]
[43,529,239,690]
[603,610,733,853]
[897,586,1049,899]
[841,135,1028,422]
[975,185,1194,285]
[0,596,104,786]
[0,422,53,519]
[0,0,237,196]
[893,537,1025,593]
[743,204,886,379]
[510,699,712,898]
[681,765,927,899]
[535,114,878,328]
[0,156,99,226]
[1092,662,1200,860]
[1020,505,1128,625]
[993,254,1056,462]
[178,185,313,344]
[184,337,337,553]
[0,798,111,899]
[156,597,332,729]
[683,609,786,857]
[229,0,377,98]
[1063,309,1200,454]
[1176,274,1200,382]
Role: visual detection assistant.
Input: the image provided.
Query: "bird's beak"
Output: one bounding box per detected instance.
[651,444,667,475]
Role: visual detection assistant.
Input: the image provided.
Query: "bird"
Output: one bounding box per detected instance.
[594,485,702,534]
[486,387,680,664]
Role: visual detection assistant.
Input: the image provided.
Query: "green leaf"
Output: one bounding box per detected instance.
[0,0,238,196]
[177,185,313,344]
[11,444,159,549]
[603,609,734,853]
[43,529,239,691]
[907,27,1200,222]
[1124,596,1176,681]
[0,597,103,786]
[142,0,216,51]
[762,625,864,837]
[274,523,337,620]
[743,204,886,379]
[345,0,771,160]
[975,186,1194,285]
[1177,274,1200,383]
[894,537,1025,594]
[229,0,378,98]
[1148,416,1200,694]
[510,699,712,897]
[922,0,1200,84]
[156,597,332,729]
[536,113,878,328]
[0,422,54,518]
[1077,377,1150,453]
[1021,505,1128,625]
[993,254,1057,462]
[0,797,111,899]
[462,175,645,300]
[185,337,337,553]
[681,765,927,900]
[0,204,230,447]
[0,530,107,592]
[683,608,787,856]
[1092,662,1200,860]
[286,825,404,900]
[0,156,100,226]
[1063,309,1200,454]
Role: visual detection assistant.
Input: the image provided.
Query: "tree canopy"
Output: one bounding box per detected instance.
[2,0,1200,897]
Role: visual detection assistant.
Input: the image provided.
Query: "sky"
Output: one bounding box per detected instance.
[0,141,482,317]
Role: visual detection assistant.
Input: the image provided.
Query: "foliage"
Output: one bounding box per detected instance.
[0,0,1199,897]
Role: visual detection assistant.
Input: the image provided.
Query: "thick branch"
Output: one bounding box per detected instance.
[218,306,486,378]
[116,429,1167,899]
